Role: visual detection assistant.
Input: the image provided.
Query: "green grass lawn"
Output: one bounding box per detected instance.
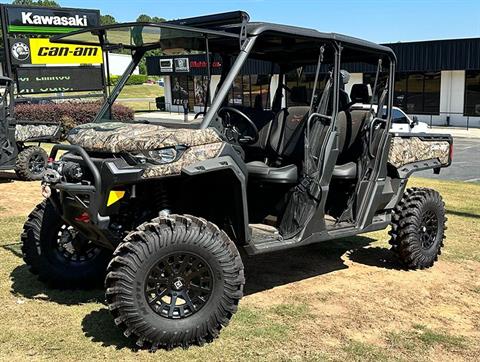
[117,84,165,99]
[0,177,479,361]
[116,84,165,111]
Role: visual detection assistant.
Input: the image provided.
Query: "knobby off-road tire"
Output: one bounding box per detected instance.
[15,146,48,181]
[105,214,245,350]
[389,187,447,269]
[21,200,112,288]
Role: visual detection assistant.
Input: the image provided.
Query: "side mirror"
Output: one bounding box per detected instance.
[412,115,419,125]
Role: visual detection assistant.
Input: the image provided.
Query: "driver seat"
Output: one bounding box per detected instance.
[246,104,310,184]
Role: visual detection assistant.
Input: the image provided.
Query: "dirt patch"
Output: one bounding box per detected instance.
[241,249,480,360]
[0,179,43,218]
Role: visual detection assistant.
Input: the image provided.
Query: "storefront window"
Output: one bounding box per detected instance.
[227,75,271,109]
[171,76,190,108]
[363,72,389,102]
[405,73,424,113]
[251,75,270,109]
[228,76,243,105]
[364,71,440,114]
[242,75,252,107]
[194,76,208,107]
[171,75,209,110]
[423,72,441,114]
[464,70,480,116]
[394,73,408,108]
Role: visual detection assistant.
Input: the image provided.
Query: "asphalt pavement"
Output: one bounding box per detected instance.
[416,137,480,182]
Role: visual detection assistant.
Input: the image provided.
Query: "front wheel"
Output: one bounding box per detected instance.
[21,200,112,288]
[105,215,245,350]
[389,187,447,269]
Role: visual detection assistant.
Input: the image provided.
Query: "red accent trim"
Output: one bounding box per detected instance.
[74,212,90,223]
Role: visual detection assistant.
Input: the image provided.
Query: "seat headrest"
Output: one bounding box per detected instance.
[289,86,309,105]
[350,84,372,104]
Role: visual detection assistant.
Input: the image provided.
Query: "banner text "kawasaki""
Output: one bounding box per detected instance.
[21,12,88,27]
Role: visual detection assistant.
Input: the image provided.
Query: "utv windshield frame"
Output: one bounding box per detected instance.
[50,18,397,130]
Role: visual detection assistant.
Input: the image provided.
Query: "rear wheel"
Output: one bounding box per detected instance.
[21,200,112,288]
[15,146,48,181]
[389,187,446,269]
[105,215,244,350]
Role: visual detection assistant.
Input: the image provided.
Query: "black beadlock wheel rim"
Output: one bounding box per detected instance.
[55,225,101,263]
[145,252,214,319]
[419,209,439,250]
[28,153,45,174]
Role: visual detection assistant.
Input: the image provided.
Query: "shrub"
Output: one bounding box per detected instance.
[108,74,148,86]
[15,101,135,132]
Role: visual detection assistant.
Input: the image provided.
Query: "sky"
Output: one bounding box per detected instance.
[6,0,480,43]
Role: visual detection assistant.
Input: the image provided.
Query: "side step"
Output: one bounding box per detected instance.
[249,224,283,245]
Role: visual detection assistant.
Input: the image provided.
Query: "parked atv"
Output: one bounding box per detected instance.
[0,77,61,181]
[22,11,453,350]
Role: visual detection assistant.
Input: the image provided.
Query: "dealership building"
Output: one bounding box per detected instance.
[147,37,480,128]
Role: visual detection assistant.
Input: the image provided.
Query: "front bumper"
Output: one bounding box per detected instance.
[46,144,144,248]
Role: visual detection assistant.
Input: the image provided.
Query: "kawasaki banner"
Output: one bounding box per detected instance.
[6,5,100,34]
[16,66,104,94]
[9,38,103,65]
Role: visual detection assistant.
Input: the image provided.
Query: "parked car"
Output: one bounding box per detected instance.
[355,103,429,133]
[389,107,429,133]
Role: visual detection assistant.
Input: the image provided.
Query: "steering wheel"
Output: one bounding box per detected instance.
[194,111,206,119]
[218,106,259,145]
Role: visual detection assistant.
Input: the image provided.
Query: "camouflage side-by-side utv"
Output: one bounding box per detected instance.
[21,11,453,349]
[0,77,61,181]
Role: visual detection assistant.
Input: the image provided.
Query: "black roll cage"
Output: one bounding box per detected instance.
[49,15,397,131]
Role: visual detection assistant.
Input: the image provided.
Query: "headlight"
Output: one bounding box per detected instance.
[148,148,177,163]
[132,146,184,165]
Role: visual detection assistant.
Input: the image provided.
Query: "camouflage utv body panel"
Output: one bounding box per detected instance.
[388,136,450,168]
[15,124,60,142]
[66,122,224,179]
[67,122,222,153]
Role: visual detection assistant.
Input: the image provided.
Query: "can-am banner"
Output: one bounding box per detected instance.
[6,5,100,34]
[16,66,103,94]
[9,38,103,65]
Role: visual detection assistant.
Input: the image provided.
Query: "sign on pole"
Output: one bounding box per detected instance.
[10,38,103,65]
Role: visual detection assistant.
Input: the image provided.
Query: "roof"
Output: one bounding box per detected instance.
[244,22,395,58]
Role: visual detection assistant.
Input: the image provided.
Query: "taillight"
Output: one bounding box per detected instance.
[449,143,454,162]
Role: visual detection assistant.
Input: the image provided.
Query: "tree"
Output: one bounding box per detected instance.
[136,14,165,23]
[100,14,116,26]
[134,14,166,75]
[152,16,166,23]
[12,0,60,7]
[136,14,151,23]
